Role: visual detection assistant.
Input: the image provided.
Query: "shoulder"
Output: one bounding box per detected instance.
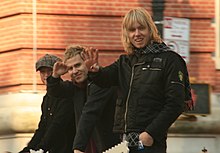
[119,54,130,60]
[88,82,108,92]
[88,82,117,95]
[160,50,183,58]
[46,93,73,104]
[159,51,186,64]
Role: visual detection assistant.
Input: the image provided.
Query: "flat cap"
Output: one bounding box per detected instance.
[35,54,61,71]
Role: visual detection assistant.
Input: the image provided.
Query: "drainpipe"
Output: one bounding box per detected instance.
[152,0,165,38]
[32,0,37,92]
[215,0,220,69]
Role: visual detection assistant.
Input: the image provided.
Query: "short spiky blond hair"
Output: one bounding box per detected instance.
[121,7,162,54]
[64,44,85,62]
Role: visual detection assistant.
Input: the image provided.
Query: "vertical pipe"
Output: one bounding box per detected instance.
[216,0,220,60]
[32,0,37,92]
[152,0,165,38]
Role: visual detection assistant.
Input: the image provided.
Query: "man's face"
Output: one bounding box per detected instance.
[128,22,150,48]
[65,54,88,84]
[39,67,53,85]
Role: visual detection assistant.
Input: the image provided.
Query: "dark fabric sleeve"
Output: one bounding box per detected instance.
[72,84,117,152]
[18,147,31,153]
[183,62,194,111]
[37,98,75,151]
[20,98,47,152]
[46,75,74,98]
[88,57,120,88]
[145,53,186,141]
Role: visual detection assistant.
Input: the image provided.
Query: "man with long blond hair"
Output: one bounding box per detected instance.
[79,7,193,153]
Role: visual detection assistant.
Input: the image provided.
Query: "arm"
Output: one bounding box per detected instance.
[143,53,188,143]
[46,61,74,98]
[19,98,47,152]
[46,76,74,98]
[73,84,117,152]
[37,97,75,151]
[82,47,119,87]
[88,63,119,87]
[20,117,46,152]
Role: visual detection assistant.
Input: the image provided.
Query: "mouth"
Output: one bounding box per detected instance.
[73,74,82,80]
[135,38,144,43]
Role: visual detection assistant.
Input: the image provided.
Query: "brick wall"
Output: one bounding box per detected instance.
[165,0,217,91]
[0,0,218,93]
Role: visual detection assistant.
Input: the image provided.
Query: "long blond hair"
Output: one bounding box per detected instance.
[121,7,162,54]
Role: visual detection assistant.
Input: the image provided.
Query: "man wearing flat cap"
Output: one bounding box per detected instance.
[19,54,75,153]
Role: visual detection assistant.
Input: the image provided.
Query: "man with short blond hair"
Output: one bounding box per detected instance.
[47,45,120,153]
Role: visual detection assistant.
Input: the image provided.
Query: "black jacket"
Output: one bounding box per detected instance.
[89,50,190,143]
[19,94,75,153]
[46,76,120,153]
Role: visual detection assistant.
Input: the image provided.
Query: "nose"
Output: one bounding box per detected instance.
[69,67,78,75]
[135,29,140,36]
[44,71,52,78]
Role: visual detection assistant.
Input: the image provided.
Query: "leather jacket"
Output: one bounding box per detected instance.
[19,94,75,153]
[89,50,189,142]
[47,77,120,152]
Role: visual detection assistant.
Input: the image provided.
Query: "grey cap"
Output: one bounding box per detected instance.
[35,54,61,71]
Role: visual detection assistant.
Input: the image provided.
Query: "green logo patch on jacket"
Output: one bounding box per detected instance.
[178,71,183,82]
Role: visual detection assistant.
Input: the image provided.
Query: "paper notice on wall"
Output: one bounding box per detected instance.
[163,16,190,63]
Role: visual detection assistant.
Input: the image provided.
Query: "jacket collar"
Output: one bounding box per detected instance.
[134,42,171,54]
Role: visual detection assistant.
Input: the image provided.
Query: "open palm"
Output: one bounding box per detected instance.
[81,47,100,72]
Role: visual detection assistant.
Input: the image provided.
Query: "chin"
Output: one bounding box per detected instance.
[76,78,86,84]
[134,44,144,48]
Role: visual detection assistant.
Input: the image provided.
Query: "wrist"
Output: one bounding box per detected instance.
[90,63,100,72]
[52,73,60,78]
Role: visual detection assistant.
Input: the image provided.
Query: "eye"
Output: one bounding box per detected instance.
[128,27,135,32]
[139,26,146,30]
[75,63,81,68]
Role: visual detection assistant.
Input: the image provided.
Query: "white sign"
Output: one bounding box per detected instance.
[163,17,190,63]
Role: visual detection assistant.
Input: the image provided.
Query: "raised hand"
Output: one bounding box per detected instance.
[52,61,69,78]
[81,47,100,72]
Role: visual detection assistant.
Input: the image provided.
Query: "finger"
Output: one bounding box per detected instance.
[83,47,90,60]
[53,61,61,70]
[88,47,94,60]
[94,49,99,62]
[81,52,86,61]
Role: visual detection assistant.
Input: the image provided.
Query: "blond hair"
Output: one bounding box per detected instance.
[64,44,85,62]
[121,7,162,54]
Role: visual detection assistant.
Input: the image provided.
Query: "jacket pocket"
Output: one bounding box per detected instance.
[114,98,125,129]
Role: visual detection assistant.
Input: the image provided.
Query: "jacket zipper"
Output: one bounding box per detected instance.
[124,62,145,133]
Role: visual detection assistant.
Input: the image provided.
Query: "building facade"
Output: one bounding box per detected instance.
[0,0,219,152]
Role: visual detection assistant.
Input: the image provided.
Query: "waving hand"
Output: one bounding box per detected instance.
[81,47,100,72]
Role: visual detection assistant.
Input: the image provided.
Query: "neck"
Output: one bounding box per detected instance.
[74,80,87,88]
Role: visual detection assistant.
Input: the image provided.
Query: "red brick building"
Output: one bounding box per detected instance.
[0,0,218,93]
[0,0,219,152]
